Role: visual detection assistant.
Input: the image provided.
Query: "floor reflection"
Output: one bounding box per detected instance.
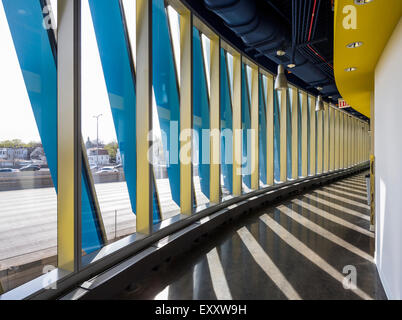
[117,172,386,300]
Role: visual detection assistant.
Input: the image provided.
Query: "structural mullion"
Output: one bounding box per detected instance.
[316,101,323,174]
[329,106,335,171]
[57,0,81,272]
[232,53,242,196]
[179,7,193,214]
[250,66,259,190]
[136,0,153,232]
[265,74,274,185]
[309,95,316,175]
[301,91,308,177]
[340,112,344,169]
[349,116,353,167]
[335,109,340,170]
[323,103,329,173]
[209,35,220,203]
[280,88,287,182]
[291,87,298,180]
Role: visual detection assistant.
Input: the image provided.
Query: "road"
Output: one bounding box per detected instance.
[0,177,208,271]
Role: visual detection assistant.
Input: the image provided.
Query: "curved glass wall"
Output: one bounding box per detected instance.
[81,0,135,251]
[220,49,233,198]
[0,0,58,293]
[0,0,370,298]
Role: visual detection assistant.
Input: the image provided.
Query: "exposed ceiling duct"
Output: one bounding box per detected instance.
[195,0,368,120]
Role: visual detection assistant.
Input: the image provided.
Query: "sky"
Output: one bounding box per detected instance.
[0,0,119,144]
[0,0,173,148]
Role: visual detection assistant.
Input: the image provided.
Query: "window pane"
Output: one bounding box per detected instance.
[193,28,210,207]
[0,0,58,293]
[241,63,252,193]
[152,1,181,220]
[259,74,267,186]
[274,90,281,183]
[286,89,292,180]
[81,0,137,259]
[220,50,233,198]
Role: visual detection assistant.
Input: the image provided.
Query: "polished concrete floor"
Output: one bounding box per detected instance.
[119,172,386,300]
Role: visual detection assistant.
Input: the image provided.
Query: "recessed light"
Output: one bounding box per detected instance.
[355,0,373,5]
[346,41,363,48]
[287,63,296,68]
[276,50,286,56]
[345,67,357,72]
[316,86,323,91]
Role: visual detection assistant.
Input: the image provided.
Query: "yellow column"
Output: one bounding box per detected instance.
[301,91,308,177]
[335,109,340,170]
[265,74,274,185]
[250,66,259,190]
[329,107,335,171]
[291,87,298,180]
[352,118,355,165]
[58,0,80,271]
[280,88,287,182]
[339,112,344,169]
[179,8,193,214]
[209,35,220,203]
[323,103,329,173]
[232,52,242,196]
[316,102,323,174]
[348,116,351,166]
[309,95,316,175]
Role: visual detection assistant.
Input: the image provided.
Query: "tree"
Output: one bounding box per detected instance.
[104,141,118,162]
[0,140,41,148]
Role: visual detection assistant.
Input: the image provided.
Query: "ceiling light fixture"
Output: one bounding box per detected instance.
[276,50,286,56]
[315,95,324,112]
[355,0,373,5]
[346,41,364,48]
[287,63,296,68]
[345,67,357,72]
[316,86,323,91]
[274,64,288,91]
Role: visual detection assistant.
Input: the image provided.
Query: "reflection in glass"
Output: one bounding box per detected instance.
[152,1,181,219]
[82,0,136,252]
[274,90,281,182]
[242,64,252,193]
[192,28,210,207]
[286,88,292,180]
[259,74,267,187]
[220,50,233,198]
[0,0,58,293]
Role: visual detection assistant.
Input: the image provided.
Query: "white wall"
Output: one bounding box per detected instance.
[375,18,402,300]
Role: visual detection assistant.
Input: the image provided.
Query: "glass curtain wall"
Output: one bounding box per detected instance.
[0,0,59,293]
[220,49,233,198]
[0,0,371,297]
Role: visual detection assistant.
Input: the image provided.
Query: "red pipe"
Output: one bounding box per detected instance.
[307,0,333,70]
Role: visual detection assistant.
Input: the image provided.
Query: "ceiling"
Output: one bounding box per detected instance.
[334,0,402,118]
[184,0,370,121]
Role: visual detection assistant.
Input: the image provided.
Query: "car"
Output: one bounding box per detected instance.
[113,164,123,169]
[96,166,118,174]
[20,164,41,171]
[0,168,19,173]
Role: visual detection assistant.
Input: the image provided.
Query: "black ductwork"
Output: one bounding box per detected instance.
[203,0,340,100]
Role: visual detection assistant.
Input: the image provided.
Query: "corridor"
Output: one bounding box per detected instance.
[119,172,386,300]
